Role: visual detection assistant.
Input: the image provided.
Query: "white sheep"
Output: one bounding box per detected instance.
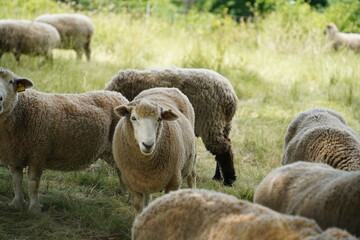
[112,87,196,213]
[0,19,60,61]
[35,13,94,60]
[325,23,360,51]
[106,67,238,186]
[0,67,128,213]
[254,161,360,237]
[282,107,360,170]
[132,189,357,240]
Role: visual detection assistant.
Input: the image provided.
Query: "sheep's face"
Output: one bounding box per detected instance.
[324,24,338,36]
[0,68,33,116]
[115,100,178,156]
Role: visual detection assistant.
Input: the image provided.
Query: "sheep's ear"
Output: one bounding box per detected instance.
[15,77,33,92]
[114,105,131,117]
[161,109,178,121]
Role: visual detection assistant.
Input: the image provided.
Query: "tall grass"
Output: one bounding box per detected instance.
[1,0,360,239]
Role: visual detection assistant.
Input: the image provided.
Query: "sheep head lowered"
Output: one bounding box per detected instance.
[0,68,33,116]
[114,100,178,155]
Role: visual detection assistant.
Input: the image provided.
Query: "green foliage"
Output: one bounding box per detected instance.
[1,0,360,239]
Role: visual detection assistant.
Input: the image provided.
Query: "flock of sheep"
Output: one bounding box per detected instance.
[0,13,359,240]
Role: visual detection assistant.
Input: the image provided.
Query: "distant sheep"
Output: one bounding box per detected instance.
[0,19,60,61]
[282,107,360,171]
[325,23,360,51]
[0,68,128,213]
[132,189,357,240]
[106,67,238,186]
[113,87,196,213]
[35,13,94,60]
[254,162,360,237]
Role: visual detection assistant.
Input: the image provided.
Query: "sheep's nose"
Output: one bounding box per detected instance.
[0,96,3,102]
[142,142,154,150]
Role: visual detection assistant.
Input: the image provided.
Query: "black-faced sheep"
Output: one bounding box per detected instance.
[0,19,60,61]
[282,107,360,170]
[106,67,238,186]
[132,189,357,240]
[254,162,360,237]
[324,23,360,51]
[112,87,196,213]
[35,13,94,60]
[0,68,128,213]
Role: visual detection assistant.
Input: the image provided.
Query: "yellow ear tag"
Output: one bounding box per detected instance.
[17,83,25,92]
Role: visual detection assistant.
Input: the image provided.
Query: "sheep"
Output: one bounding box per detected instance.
[132,188,357,240]
[281,107,360,171]
[35,13,94,61]
[254,161,360,237]
[112,87,196,213]
[0,19,60,61]
[324,23,360,51]
[0,67,128,213]
[105,67,238,186]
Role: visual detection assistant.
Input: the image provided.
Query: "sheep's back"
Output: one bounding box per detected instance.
[2,90,127,171]
[254,162,360,236]
[105,67,238,137]
[0,20,60,54]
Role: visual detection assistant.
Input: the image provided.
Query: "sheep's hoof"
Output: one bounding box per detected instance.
[28,204,43,214]
[223,176,236,187]
[212,175,223,181]
[8,199,26,211]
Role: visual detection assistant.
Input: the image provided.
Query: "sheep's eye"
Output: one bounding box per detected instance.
[158,118,162,122]
[8,80,14,85]
[131,116,137,121]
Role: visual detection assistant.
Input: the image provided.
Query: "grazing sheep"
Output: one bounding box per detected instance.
[254,162,360,237]
[113,87,196,213]
[106,67,238,186]
[132,189,357,240]
[281,107,360,170]
[35,13,94,60]
[324,23,360,51]
[0,19,60,61]
[0,68,128,213]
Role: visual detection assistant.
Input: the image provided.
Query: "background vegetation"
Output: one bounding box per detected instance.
[0,0,360,239]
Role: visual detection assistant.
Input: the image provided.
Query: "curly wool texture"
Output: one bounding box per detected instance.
[254,162,360,237]
[0,68,128,212]
[325,23,360,51]
[35,13,94,60]
[132,189,357,240]
[0,19,60,61]
[282,107,360,171]
[113,87,196,212]
[105,67,237,155]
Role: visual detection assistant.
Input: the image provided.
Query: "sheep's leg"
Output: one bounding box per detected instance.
[0,51,3,59]
[9,166,25,211]
[143,194,152,209]
[76,49,83,60]
[133,191,144,213]
[215,149,236,186]
[212,163,223,181]
[187,170,196,188]
[165,175,181,193]
[85,40,91,61]
[13,51,20,62]
[27,165,43,213]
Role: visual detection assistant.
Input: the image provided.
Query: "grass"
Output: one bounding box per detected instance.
[1,0,360,239]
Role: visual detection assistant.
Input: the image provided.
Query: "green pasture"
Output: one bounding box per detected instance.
[1,0,360,239]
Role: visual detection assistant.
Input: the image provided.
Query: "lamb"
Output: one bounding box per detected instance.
[112,87,196,213]
[0,67,128,213]
[0,19,60,61]
[106,67,238,186]
[281,107,360,170]
[254,162,360,237]
[35,13,94,61]
[132,188,357,240]
[324,23,360,51]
